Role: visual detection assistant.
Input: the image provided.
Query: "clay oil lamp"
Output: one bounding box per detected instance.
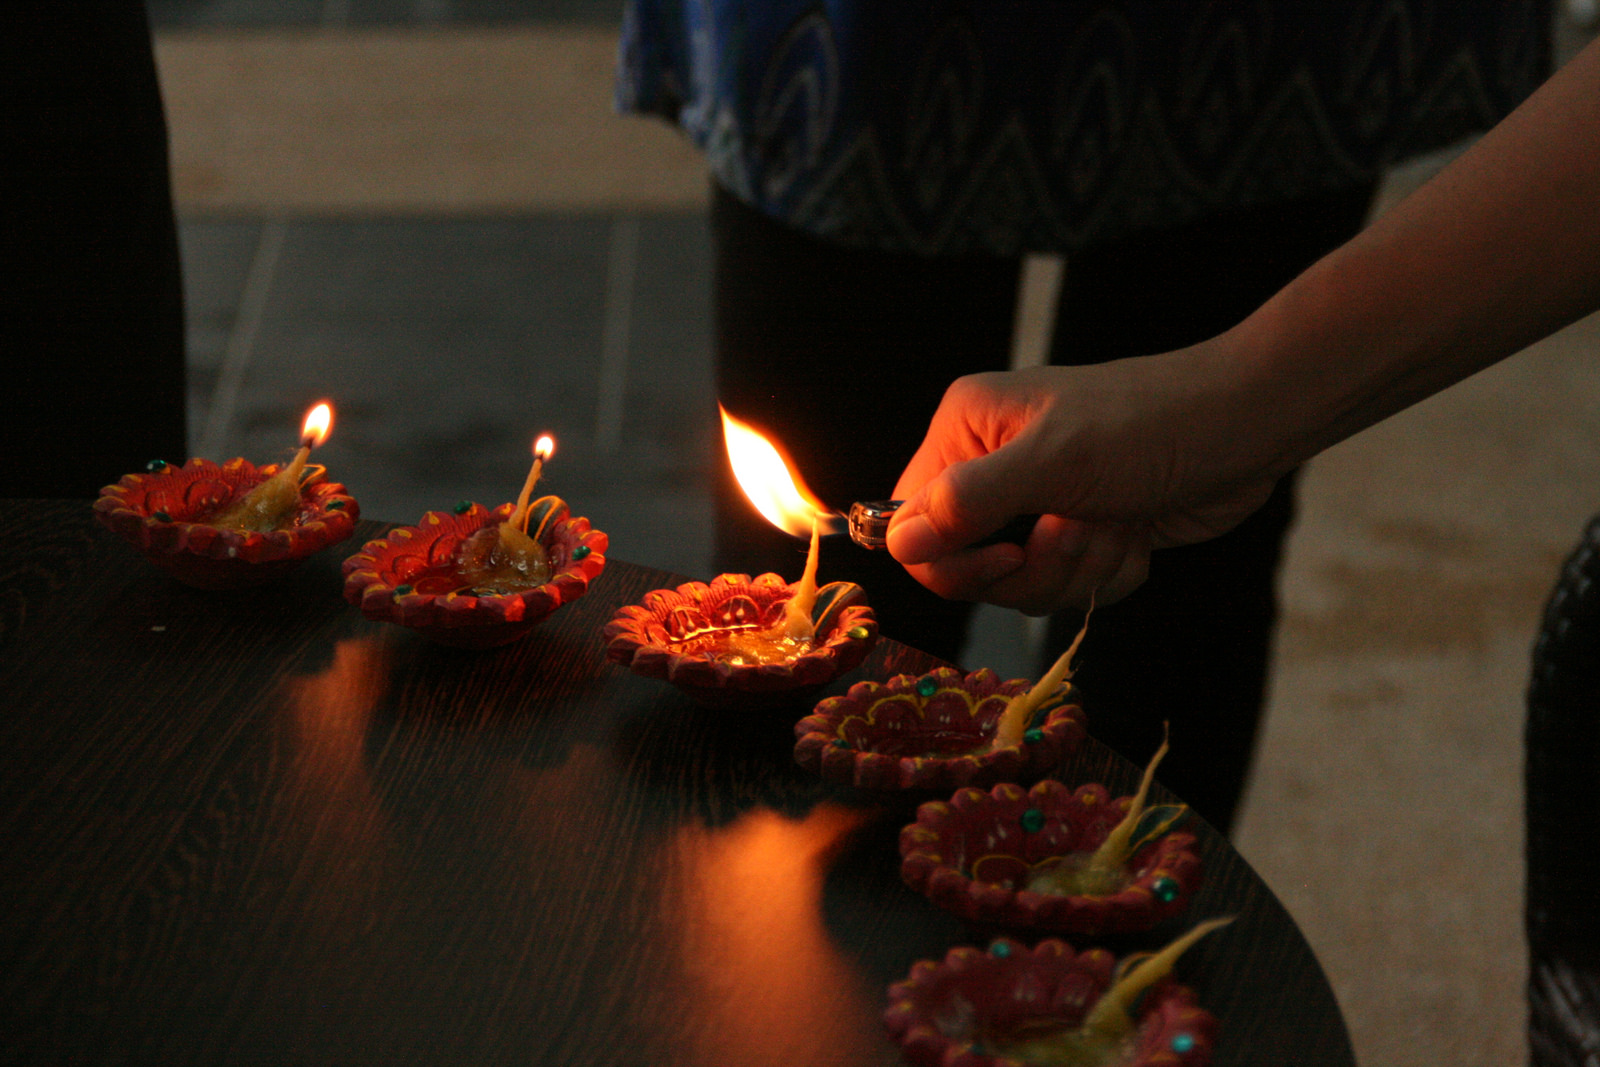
[94,401,358,590]
[342,435,607,649]
[792,613,1090,791]
[602,407,878,707]
[897,733,1201,935]
[884,918,1232,1067]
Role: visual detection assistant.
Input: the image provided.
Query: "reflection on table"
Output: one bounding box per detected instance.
[0,500,1354,1067]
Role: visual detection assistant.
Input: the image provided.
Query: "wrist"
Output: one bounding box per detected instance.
[1214,237,1445,478]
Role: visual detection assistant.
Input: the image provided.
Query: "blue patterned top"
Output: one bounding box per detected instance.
[617,1,1552,254]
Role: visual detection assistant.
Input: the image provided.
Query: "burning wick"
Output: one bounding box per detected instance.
[211,401,333,531]
[508,434,556,533]
[719,406,832,643]
[495,434,556,557]
[282,402,333,485]
[781,517,823,641]
[454,434,560,595]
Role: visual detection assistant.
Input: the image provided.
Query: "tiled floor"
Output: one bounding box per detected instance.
[154,2,728,590]
[180,213,718,580]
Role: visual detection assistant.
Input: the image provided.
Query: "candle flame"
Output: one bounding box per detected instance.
[510,432,556,530]
[301,402,334,448]
[720,405,830,538]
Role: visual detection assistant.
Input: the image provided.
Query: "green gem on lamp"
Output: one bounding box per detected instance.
[1152,875,1181,903]
[452,500,474,514]
[916,676,939,698]
[1019,808,1045,833]
[571,544,591,560]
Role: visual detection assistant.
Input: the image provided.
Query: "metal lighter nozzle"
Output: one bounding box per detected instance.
[846,500,1041,551]
[846,500,903,549]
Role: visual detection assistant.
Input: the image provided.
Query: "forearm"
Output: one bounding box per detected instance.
[1222,34,1600,478]
[886,38,1600,608]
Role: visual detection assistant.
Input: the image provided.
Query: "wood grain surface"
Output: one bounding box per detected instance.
[0,500,1354,1067]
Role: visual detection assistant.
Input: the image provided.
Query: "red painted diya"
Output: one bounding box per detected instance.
[793,668,1086,791]
[94,457,359,590]
[342,498,606,649]
[601,572,879,708]
[899,778,1200,935]
[884,935,1220,1067]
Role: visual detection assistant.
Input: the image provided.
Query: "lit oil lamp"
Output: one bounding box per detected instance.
[207,402,334,531]
[885,920,1232,1067]
[454,435,558,595]
[710,405,840,654]
[93,401,359,589]
[601,407,878,707]
[342,434,607,649]
[897,732,1201,935]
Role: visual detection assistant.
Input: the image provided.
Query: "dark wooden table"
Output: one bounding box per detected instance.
[0,500,1355,1067]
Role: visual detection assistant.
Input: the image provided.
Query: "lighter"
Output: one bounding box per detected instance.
[846,500,1040,550]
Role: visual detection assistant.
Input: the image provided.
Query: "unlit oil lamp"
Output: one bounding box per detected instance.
[93,401,359,590]
[602,407,878,707]
[885,918,1232,1067]
[897,731,1201,935]
[342,434,607,649]
[792,612,1092,791]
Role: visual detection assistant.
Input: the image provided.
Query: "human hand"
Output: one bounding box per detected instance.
[885,355,1282,613]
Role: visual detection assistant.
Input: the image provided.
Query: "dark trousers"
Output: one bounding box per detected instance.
[711,181,1376,835]
[2,2,187,497]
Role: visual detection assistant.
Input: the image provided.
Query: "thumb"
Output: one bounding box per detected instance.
[886,446,1036,565]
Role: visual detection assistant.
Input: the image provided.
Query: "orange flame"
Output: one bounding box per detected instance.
[720,406,830,538]
[533,434,556,463]
[301,402,334,448]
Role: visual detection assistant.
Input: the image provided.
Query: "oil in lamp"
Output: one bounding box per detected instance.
[793,610,1092,791]
[453,434,560,595]
[897,731,1201,935]
[601,407,878,707]
[884,918,1231,1066]
[206,402,334,531]
[342,433,607,649]
[93,401,359,589]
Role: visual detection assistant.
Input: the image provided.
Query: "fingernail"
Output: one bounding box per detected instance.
[886,513,940,564]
